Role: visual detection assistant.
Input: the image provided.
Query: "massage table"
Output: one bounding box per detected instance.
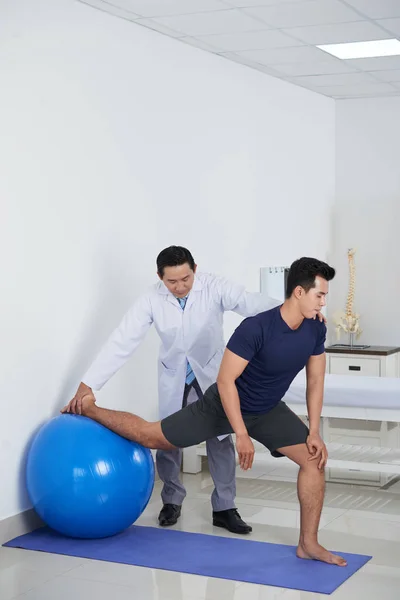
[183,373,400,477]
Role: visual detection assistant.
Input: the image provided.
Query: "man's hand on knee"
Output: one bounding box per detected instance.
[306,432,328,470]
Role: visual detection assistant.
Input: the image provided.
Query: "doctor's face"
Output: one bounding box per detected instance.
[160,263,196,298]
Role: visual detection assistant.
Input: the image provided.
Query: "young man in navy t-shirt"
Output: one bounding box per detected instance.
[62,257,346,567]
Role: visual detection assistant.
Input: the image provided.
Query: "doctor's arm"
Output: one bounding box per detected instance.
[217,349,254,471]
[65,295,153,414]
[219,277,280,317]
[218,277,326,322]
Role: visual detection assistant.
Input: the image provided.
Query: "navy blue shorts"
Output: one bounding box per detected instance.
[161,383,309,457]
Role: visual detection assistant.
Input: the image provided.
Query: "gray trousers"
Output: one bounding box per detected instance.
[156,379,236,512]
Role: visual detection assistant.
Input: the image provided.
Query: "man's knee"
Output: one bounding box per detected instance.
[141,422,176,451]
[299,459,325,476]
[278,443,324,472]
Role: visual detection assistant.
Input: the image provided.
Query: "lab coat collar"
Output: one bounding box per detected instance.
[158,274,203,308]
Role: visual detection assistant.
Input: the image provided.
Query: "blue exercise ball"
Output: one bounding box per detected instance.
[26,414,154,539]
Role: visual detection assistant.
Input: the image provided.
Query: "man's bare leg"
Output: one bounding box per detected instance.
[277,443,347,567]
[61,395,175,450]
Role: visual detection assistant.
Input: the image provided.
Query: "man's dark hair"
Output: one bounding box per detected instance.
[156,246,195,277]
[286,257,335,299]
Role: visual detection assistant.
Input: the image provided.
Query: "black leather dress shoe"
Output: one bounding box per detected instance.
[158,503,182,527]
[212,509,252,534]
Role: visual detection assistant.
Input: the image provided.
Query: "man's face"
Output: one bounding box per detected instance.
[159,263,196,298]
[297,276,328,319]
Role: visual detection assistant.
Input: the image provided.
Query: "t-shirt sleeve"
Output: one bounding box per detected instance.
[226,317,263,362]
[312,323,327,356]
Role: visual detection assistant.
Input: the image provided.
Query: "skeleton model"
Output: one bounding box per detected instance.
[333,248,362,344]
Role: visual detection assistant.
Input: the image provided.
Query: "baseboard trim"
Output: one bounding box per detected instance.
[1,468,161,546]
[0,509,44,545]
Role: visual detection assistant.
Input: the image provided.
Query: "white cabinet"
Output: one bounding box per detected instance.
[326,348,400,378]
[329,355,381,377]
[324,345,400,486]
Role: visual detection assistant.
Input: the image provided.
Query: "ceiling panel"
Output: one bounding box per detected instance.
[134,17,183,37]
[112,0,227,17]
[79,0,139,19]
[287,71,382,87]
[317,82,399,97]
[266,60,358,77]
[146,9,267,36]
[77,0,400,99]
[243,0,362,29]
[221,0,307,7]
[343,0,400,20]
[346,55,400,71]
[219,51,274,68]
[371,68,400,82]
[180,36,222,51]
[235,44,340,65]
[377,18,400,37]
[192,30,304,52]
[282,21,392,45]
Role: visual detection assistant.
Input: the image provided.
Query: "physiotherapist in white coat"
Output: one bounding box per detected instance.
[69,246,325,534]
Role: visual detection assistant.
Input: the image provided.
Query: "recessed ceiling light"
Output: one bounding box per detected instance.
[317,39,400,60]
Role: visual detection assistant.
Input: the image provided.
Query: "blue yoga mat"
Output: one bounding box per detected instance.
[4,525,371,595]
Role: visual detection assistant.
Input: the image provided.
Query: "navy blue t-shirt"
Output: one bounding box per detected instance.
[226,306,326,414]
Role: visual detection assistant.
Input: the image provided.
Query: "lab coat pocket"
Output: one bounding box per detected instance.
[202,349,222,369]
[201,349,224,384]
[158,361,178,399]
[157,361,186,419]
[160,361,177,374]
[160,361,177,380]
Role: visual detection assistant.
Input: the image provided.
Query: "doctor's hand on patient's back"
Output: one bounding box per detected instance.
[61,382,96,415]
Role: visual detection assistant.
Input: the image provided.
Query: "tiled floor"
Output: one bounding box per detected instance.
[2,463,400,600]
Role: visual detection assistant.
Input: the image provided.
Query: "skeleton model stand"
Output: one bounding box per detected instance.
[332,249,368,349]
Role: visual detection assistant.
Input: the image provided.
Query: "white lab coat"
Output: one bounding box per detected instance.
[82,272,280,420]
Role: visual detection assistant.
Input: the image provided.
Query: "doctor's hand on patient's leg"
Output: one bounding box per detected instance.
[61,382,96,415]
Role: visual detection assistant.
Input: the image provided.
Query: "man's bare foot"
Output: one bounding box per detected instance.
[61,394,96,416]
[79,394,96,416]
[297,541,347,567]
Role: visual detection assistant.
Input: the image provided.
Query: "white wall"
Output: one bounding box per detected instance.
[329,97,400,346]
[0,0,335,520]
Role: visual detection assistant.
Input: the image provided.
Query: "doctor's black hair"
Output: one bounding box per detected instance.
[286,257,335,299]
[157,246,196,277]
